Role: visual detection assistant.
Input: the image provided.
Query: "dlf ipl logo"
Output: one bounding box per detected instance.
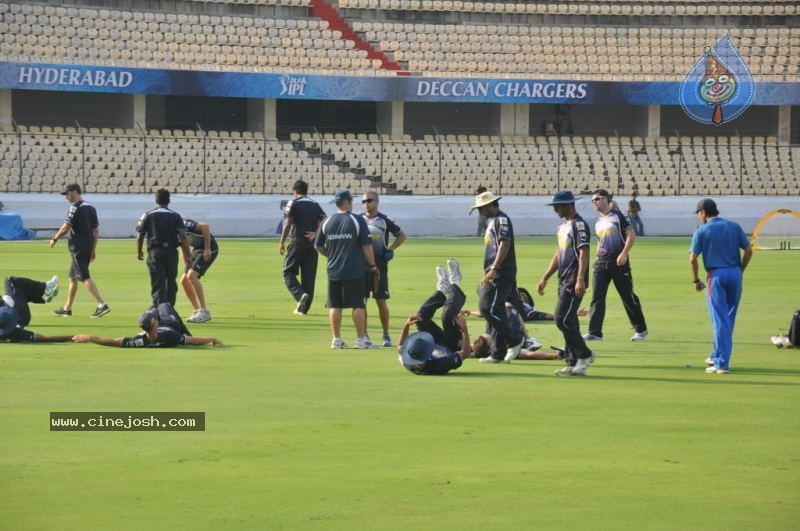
[679,33,755,126]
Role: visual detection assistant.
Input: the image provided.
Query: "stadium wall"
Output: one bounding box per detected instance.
[3,193,799,239]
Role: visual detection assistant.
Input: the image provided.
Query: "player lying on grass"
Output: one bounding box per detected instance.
[461,304,565,363]
[72,302,225,348]
[511,286,588,322]
[397,259,471,375]
[1,275,73,343]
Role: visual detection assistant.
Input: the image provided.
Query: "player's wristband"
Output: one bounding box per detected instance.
[693,279,701,284]
[368,264,377,269]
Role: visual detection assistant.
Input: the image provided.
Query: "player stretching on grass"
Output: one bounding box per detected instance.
[397,259,471,375]
[73,303,224,348]
[1,275,72,343]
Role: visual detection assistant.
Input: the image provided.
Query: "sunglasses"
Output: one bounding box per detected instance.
[362,198,375,204]
[591,197,605,202]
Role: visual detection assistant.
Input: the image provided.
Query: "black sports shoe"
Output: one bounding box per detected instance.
[90,304,111,318]
[296,293,310,314]
[53,308,72,317]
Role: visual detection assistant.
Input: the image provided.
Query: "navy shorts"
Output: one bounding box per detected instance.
[69,250,91,281]
[327,278,366,309]
[366,260,390,300]
[184,249,218,278]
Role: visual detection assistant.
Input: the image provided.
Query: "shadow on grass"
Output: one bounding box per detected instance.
[587,373,800,387]
[214,317,331,331]
[607,364,800,376]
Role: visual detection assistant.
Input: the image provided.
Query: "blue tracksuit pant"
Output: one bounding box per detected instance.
[706,266,742,370]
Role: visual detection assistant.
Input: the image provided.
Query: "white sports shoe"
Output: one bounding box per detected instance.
[2,294,14,308]
[572,357,591,376]
[44,275,59,302]
[436,266,450,295]
[479,356,502,363]
[554,365,573,376]
[704,357,715,366]
[331,337,349,349]
[355,336,379,349]
[771,335,791,348]
[188,309,211,323]
[523,337,542,351]
[446,258,462,285]
[504,337,525,362]
[631,330,648,341]
[583,333,603,342]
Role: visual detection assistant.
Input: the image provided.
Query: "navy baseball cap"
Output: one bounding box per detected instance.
[138,308,159,331]
[330,190,353,204]
[400,331,436,366]
[0,306,21,336]
[546,190,581,206]
[695,198,719,215]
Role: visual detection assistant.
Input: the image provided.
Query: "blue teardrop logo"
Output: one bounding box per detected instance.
[679,33,755,126]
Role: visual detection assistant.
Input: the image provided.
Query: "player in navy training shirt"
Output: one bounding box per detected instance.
[279,179,326,315]
[50,183,110,318]
[72,303,224,348]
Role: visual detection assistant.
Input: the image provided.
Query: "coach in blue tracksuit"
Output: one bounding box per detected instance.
[689,198,752,374]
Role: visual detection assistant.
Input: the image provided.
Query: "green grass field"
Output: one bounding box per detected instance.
[1,237,798,530]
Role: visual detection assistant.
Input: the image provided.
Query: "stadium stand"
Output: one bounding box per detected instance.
[0,2,797,79]
[0,0,797,197]
[1,127,797,196]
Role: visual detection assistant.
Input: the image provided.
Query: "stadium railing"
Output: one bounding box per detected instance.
[1,129,798,197]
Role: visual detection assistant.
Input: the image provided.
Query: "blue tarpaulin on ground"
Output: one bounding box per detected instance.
[0,213,35,240]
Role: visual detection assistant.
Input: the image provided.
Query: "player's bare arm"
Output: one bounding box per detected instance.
[50,222,71,248]
[537,251,559,296]
[278,217,293,255]
[185,336,226,347]
[481,238,510,286]
[197,222,212,261]
[72,334,124,347]
[136,233,145,260]
[575,246,589,296]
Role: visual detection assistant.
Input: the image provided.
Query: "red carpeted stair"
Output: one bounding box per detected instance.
[309,0,404,72]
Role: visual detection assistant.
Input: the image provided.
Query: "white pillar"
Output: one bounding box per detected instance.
[132,93,146,129]
[778,105,790,144]
[500,103,529,136]
[0,89,11,131]
[247,98,275,137]
[377,101,404,136]
[647,104,660,137]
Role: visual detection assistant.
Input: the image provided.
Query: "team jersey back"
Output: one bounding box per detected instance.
[483,211,516,273]
[65,200,99,251]
[135,207,186,248]
[594,209,631,262]
[183,218,218,251]
[316,212,371,281]
[362,212,402,258]
[285,197,326,245]
[557,214,590,282]
[121,327,187,348]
